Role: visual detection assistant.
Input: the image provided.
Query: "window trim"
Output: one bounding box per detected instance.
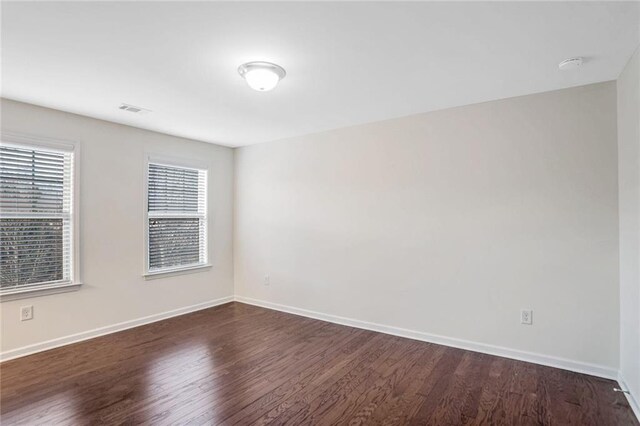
[143,154,209,278]
[0,131,82,301]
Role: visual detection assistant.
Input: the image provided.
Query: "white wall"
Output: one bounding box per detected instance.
[0,99,234,354]
[0,81,625,379]
[235,82,620,370]
[618,46,640,411]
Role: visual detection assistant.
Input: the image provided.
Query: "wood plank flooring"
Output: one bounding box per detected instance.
[1,302,637,425]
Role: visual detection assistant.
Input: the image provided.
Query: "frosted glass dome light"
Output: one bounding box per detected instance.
[238,62,286,91]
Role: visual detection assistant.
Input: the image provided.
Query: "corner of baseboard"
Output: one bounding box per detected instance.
[617,373,640,422]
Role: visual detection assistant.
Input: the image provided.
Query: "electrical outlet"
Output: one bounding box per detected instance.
[20,306,34,321]
[521,309,532,325]
[264,275,270,286]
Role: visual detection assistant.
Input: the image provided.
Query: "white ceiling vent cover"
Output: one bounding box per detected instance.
[118,103,152,114]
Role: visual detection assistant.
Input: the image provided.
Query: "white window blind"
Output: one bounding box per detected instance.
[0,144,74,293]
[147,162,207,273]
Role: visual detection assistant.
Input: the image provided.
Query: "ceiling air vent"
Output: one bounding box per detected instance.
[118,103,151,114]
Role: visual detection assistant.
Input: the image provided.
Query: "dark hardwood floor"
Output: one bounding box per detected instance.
[1,302,636,425]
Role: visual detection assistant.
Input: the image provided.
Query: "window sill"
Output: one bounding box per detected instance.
[143,263,212,280]
[0,282,83,302]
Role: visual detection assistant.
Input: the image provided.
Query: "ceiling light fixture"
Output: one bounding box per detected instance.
[238,61,286,91]
[558,57,583,71]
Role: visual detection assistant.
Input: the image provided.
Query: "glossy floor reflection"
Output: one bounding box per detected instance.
[1,302,637,425]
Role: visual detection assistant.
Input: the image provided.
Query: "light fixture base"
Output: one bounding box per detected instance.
[558,57,583,71]
[238,61,286,79]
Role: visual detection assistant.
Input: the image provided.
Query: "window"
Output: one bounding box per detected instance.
[0,140,78,297]
[145,161,208,275]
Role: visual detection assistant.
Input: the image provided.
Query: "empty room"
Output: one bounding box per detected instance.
[1,1,639,425]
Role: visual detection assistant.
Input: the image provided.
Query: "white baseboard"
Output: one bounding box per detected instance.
[1,293,635,421]
[617,373,640,422]
[0,296,234,362]
[234,295,619,381]
[0,294,623,389]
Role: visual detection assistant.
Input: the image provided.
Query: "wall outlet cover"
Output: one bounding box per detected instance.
[521,309,533,325]
[20,306,34,321]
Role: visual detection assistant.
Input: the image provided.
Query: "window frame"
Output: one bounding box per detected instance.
[143,154,210,279]
[0,132,82,301]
